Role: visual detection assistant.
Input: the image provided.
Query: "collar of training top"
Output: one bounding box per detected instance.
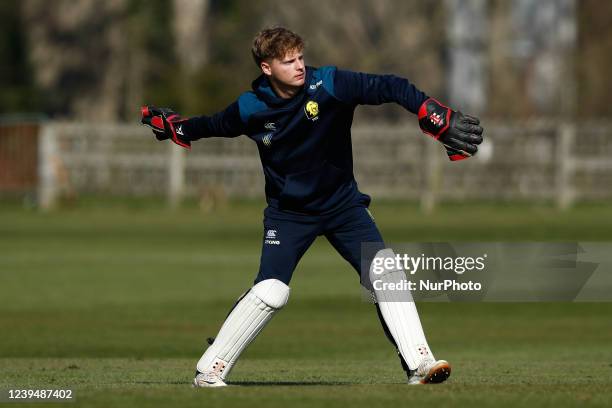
[251,66,315,108]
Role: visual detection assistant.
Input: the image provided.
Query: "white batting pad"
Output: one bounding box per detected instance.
[196,279,290,380]
[369,248,434,370]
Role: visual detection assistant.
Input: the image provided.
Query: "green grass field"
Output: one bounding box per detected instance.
[1,200,612,407]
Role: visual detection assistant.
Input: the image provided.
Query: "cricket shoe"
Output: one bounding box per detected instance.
[193,370,227,388]
[408,359,451,385]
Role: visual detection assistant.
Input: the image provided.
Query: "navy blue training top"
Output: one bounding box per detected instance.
[181,66,428,215]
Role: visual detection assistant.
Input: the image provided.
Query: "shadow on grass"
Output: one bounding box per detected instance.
[132,380,356,386]
[132,381,188,385]
[229,381,357,386]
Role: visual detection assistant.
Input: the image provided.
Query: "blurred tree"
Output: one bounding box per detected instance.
[173,0,210,72]
[261,0,446,121]
[512,0,576,117]
[176,0,264,116]
[446,0,489,115]
[489,0,578,118]
[126,0,178,117]
[578,0,612,117]
[22,0,130,120]
[3,0,610,120]
[0,0,40,114]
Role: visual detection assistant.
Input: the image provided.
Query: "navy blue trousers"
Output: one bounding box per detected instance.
[254,204,385,285]
[250,204,410,374]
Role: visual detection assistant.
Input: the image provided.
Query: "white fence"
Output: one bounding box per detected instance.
[31,120,612,210]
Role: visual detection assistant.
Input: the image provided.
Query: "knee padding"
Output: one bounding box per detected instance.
[251,279,290,309]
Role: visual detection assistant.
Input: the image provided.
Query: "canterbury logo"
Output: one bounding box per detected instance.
[175,125,184,136]
[265,229,280,245]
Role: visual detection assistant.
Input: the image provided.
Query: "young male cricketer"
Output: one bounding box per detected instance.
[141,27,483,387]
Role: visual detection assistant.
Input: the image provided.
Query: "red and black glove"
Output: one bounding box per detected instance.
[418,98,483,161]
[140,106,191,149]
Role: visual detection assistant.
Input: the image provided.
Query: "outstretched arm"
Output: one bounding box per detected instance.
[141,102,246,149]
[333,69,427,113]
[332,69,483,160]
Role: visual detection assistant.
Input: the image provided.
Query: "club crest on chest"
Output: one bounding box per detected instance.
[304,100,319,121]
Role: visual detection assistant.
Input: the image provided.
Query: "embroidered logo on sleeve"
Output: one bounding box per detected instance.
[262,133,273,147]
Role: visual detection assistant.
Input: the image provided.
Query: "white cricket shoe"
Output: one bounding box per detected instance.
[408,359,451,385]
[193,371,227,388]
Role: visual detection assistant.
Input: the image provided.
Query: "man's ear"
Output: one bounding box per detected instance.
[260,61,272,76]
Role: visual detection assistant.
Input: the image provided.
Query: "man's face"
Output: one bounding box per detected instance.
[261,48,305,88]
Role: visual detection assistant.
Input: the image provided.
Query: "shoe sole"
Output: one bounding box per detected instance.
[421,360,451,384]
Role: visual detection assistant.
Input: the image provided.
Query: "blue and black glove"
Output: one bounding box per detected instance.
[141,105,191,149]
[418,98,483,161]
